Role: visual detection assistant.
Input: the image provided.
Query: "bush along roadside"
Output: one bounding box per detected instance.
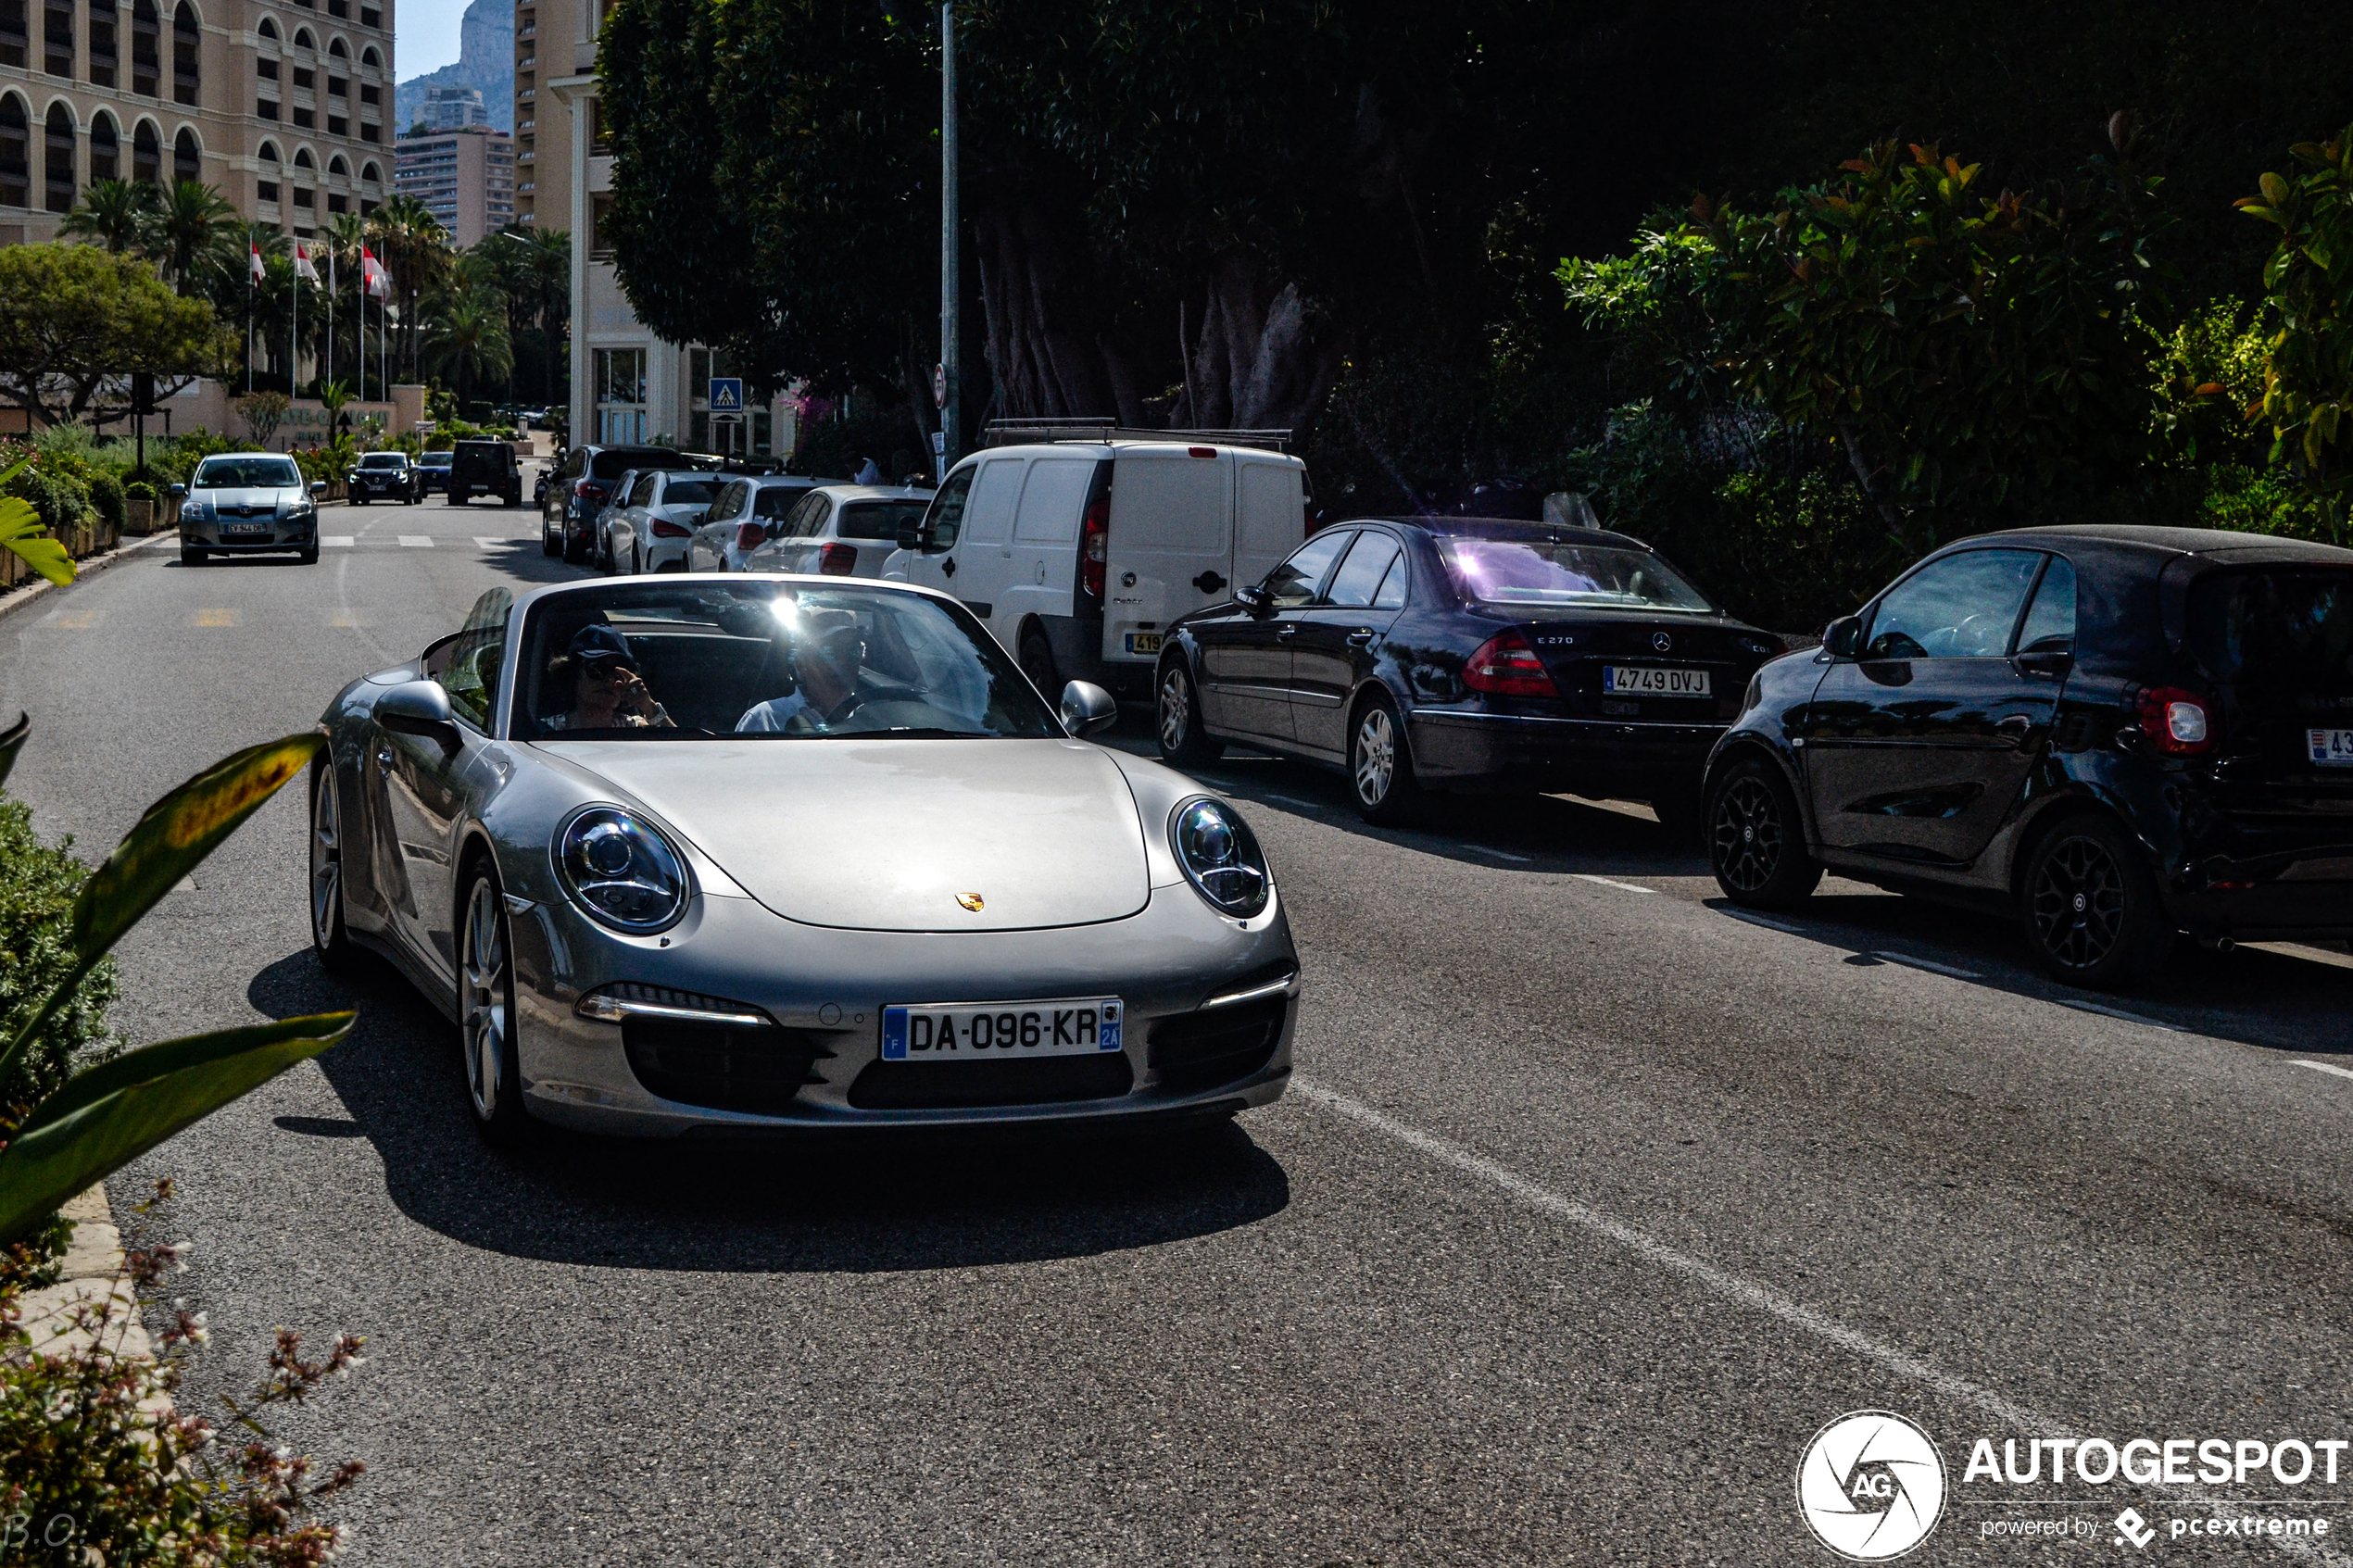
[0,712,367,1563]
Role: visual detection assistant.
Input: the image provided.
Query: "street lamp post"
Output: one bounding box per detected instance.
[939,0,959,474]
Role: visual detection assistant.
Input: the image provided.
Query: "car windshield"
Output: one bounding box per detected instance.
[420,452,452,467]
[837,499,930,541]
[192,457,303,488]
[2186,569,2353,684]
[515,581,1063,741]
[358,454,404,469]
[660,479,719,506]
[1437,536,1715,613]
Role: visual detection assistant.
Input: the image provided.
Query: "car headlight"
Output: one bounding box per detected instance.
[182,501,210,521]
[553,807,689,933]
[1170,797,1270,918]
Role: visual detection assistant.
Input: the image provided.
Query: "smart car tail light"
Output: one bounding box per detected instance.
[2135,686,2215,756]
[818,542,858,575]
[1463,630,1558,698]
[1080,491,1110,599]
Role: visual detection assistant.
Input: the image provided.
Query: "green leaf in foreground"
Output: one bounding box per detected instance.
[0,1011,356,1244]
[0,492,72,589]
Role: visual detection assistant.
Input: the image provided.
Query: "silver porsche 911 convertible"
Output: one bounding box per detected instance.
[308,575,1298,1139]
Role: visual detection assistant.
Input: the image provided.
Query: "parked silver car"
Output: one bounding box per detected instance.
[172,452,327,565]
[687,475,824,571]
[599,470,724,574]
[308,574,1299,1140]
[743,484,936,580]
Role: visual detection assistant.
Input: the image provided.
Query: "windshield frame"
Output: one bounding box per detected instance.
[192,457,305,489]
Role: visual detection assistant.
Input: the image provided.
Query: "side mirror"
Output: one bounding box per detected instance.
[168,483,188,498]
[1823,614,1864,659]
[1235,583,1273,617]
[897,523,923,552]
[1059,680,1119,738]
[309,480,328,498]
[375,680,461,751]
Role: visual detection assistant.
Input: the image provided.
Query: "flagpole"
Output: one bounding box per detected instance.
[290,261,298,422]
[326,250,334,404]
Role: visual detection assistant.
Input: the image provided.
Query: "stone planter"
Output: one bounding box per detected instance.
[125,499,156,535]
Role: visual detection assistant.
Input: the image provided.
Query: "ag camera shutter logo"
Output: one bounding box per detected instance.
[1796,1411,1948,1561]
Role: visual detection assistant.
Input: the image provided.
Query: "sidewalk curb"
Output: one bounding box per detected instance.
[17,1185,153,1361]
[0,531,180,630]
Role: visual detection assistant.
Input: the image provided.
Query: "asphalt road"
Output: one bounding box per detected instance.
[4,497,2351,1565]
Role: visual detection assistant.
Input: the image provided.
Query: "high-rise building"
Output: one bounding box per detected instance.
[417,82,484,131]
[0,0,396,245]
[394,121,509,245]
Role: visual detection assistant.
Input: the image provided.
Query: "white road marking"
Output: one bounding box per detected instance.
[398,535,434,547]
[1465,845,1534,864]
[2056,997,2185,1033]
[321,536,354,546]
[1720,908,1803,934]
[2292,1060,2353,1083]
[1258,795,1316,810]
[1571,872,1652,893]
[1871,950,1982,980]
[1291,1076,2347,1562]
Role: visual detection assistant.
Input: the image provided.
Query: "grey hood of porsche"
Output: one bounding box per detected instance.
[536,736,1152,933]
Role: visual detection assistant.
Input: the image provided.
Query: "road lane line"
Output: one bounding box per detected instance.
[1720,908,1804,934]
[1290,1076,2347,1562]
[398,535,434,547]
[1465,845,1534,863]
[1872,951,1982,981]
[1571,872,1652,893]
[321,536,354,546]
[2292,1060,2353,1083]
[2056,997,2185,1033]
[191,608,239,627]
[1258,795,1316,810]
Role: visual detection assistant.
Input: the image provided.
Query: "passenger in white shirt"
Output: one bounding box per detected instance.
[736,614,865,733]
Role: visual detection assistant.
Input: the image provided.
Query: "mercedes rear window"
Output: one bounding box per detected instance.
[2187,569,2353,683]
[1437,537,1715,613]
[661,480,720,505]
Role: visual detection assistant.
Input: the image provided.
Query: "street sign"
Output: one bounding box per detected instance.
[931,430,945,458]
[709,378,744,413]
[933,363,948,409]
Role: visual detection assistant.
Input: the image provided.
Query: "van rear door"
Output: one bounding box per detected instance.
[1234,456,1306,595]
[1101,448,1233,671]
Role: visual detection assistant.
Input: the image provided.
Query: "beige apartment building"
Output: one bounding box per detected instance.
[515,0,789,454]
[393,119,509,245]
[1,0,394,245]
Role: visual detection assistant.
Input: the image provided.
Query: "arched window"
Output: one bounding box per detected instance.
[0,97,27,208]
[359,157,377,182]
[327,152,346,176]
[129,0,157,94]
[89,109,117,178]
[292,145,311,169]
[170,1,195,104]
[171,123,195,182]
[89,0,118,86]
[43,101,72,211]
[359,43,376,67]
[256,136,277,161]
[131,116,157,181]
[326,34,342,55]
[291,24,310,47]
[256,13,271,35]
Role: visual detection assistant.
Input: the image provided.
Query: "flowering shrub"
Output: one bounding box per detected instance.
[0,1181,366,1566]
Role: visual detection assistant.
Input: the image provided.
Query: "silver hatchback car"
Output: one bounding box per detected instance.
[172,452,328,565]
[309,574,1300,1141]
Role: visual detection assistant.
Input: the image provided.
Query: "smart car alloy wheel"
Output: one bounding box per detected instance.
[2022,817,2168,988]
[1705,758,1822,909]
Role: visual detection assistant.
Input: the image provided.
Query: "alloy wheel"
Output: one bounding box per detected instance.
[1712,776,1783,895]
[2029,834,2126,971]
[1354,708,1396,806]
[461,879,510,1121]
[1159,669,1191,752]
[310,771,341,947]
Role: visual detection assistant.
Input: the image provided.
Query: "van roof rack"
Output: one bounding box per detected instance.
[979,419,1292,453]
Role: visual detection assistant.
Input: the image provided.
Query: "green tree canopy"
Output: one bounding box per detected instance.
[0,245,230,428]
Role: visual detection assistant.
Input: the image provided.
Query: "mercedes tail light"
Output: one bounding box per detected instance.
[1463,629,1559,698]
[818,542,857,575]
[735,521,765,554]
[2136,685,2215,755]
[1080,491,1110,599]
[651,518,692,538]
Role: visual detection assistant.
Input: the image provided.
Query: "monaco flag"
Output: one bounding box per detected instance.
[360,245,390,299]
[248,242,264,283]
[293,243,319,284]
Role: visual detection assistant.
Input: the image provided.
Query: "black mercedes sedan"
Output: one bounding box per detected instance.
[1154,518,1785,824]
[1702,524,2353,989]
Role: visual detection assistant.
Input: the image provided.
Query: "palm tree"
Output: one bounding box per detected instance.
[147,180,243,296]
[513,226,570,405]
[58,179,161,253]
[422,293,514,410]
[366,194,453,381]
[321,211,373,397]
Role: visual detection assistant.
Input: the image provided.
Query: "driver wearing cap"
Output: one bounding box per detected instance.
[543,623,673,731]
[736,609,866,733]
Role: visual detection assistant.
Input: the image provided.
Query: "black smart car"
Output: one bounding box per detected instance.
[1157,518,1784,824]
[1702,524,2353,989]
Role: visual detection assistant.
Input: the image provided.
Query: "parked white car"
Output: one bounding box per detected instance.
[887,436,1307,699]
[744,485,936,580]
[686,475,825,571]
[602,470,725,574]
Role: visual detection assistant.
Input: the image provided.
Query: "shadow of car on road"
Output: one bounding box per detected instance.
[245,949,1293,1275]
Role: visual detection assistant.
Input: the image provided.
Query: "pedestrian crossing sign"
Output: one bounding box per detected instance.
[709,378,744,413]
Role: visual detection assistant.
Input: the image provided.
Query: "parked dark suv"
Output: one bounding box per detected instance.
[1703,524,2353,988]
[449,439,522,507]
[542,443,686,562]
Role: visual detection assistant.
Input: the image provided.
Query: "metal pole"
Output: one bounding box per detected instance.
[326,251,334,403]
[939,0,960,472]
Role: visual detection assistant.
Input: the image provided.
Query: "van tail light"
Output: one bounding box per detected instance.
[651,518,692,538]
[818,542,857,575]
[735,521,765,554]
[1463,629,1558,698]
[1079,491,1110,599]
[2135,686,2215,755]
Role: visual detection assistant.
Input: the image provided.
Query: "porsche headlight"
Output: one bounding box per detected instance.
[1170,797,1270,919]
[554,807,688,933]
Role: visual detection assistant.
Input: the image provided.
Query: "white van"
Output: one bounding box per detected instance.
[886,434,1309,699]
